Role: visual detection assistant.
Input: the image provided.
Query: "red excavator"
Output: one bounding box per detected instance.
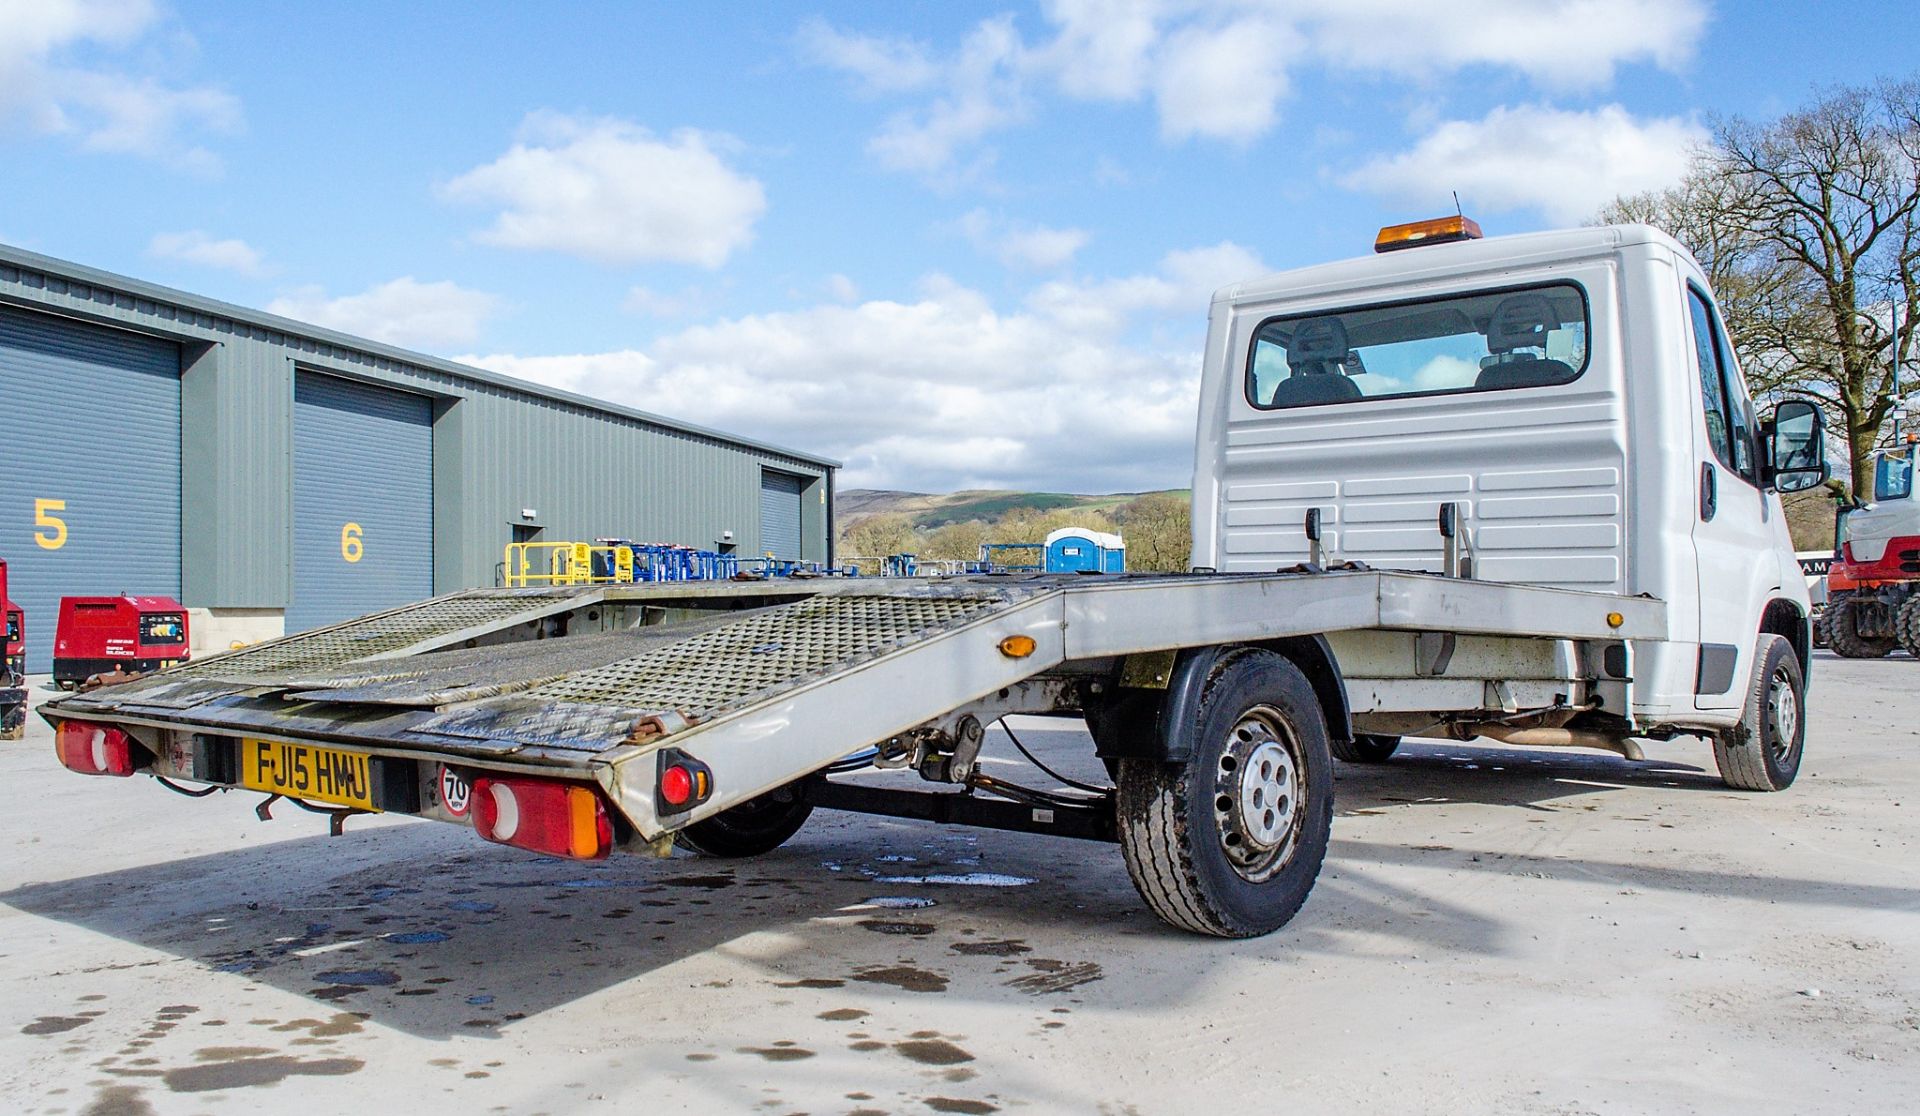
[1,559,25,740]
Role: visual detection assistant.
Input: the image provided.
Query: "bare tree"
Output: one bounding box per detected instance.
[1598,79,1920,497]
[1115,492,1191,572]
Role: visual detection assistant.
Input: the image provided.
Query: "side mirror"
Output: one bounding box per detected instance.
[1766,398,1829,493]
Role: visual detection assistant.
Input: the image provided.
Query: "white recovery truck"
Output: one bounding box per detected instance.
[41,218,1832,938]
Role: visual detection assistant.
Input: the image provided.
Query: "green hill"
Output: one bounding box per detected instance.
[840,488,1187,530]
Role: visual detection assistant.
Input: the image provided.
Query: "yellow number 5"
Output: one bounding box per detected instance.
[35,499,68,550]
[341,522,364,563]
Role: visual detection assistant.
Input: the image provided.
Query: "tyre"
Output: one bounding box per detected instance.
[674,792,813,858]
[1331,733,1400,763]
[1897,596,1920,659]
[1116,647,1334,938]
[1712,634,1806,791]
[1826,598,1896,659]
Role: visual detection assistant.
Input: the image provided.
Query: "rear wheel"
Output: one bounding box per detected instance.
[1116,648,1333,938]
[1331,733,1400,763]
[675,792,814,858]
[1712,634,1805,791]
[1896,596,1920,658]
[1826,598,1896,659]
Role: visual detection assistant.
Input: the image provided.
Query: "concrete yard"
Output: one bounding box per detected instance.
[2,652,1916,1115]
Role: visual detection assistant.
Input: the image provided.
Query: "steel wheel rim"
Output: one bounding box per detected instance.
[1766,666,1799,765]
[1213,705,1305,883]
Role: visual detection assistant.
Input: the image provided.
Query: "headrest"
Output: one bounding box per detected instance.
[1487,293,1558,353]
[1287,316,1349,368]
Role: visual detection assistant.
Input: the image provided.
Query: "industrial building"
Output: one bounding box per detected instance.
[0,243,836,672]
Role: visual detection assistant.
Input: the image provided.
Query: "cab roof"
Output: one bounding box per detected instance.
[1215,223,1691,308]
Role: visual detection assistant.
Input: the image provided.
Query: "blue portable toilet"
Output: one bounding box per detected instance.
[1044,528,1126,574]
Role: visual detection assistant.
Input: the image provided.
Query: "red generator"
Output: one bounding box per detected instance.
[1,559,23,739]
[53,596,190,690]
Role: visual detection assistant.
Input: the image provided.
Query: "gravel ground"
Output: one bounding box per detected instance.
[2,650,1916,1115]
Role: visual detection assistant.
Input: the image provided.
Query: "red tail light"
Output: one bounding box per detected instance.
[54,720,138,777]
[471,776,614,860]
[655,749,714,815]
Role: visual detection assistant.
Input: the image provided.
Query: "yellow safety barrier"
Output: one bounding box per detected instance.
[503,542,635,588]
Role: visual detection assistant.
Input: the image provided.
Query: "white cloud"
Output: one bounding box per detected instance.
[442,112,767,268]
[959,209,1090,270]
[1344,104,1706,224]
[1299,0,1710,91]
[1028,241,1269,331]
[0,0,240,169]
[825,273,860,303]
[457,246,1263,492]
[147,229,265,275]
[795,19,940,93]
[622,285,714,319]
[865,16,1027,177]
[268,277,503,349]
[804,0,1709,168]
[1152,15,1297,142]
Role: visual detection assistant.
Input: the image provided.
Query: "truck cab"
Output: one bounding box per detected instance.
[1192,220,1826,733]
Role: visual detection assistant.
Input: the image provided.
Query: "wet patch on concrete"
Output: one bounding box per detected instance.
[894,1038,974,1066]
[923,1097,998,1114]
[949,939,1030,957]
[23,1015,96,1035]
[312,969,398,987]
[381,931,450,944]
[1005,959,1103,994]
[80,1084,155,1116]
[852,966,949,994]
[774,978,846,989]
[736,1044,816,1062]
[860,920,937,936]
[664,874,736,890]
[162,1053,364,1093]
[817,1008,869,1021]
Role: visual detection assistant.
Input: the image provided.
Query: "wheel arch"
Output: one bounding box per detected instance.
[1759,597,1809,674]
[1090,638,1352,763]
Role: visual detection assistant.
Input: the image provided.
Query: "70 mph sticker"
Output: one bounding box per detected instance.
[440,766,472,817]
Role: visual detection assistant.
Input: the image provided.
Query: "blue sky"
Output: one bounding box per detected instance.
[3,1,1915,492]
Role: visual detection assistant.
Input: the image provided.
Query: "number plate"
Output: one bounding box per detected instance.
[240,739,379,811]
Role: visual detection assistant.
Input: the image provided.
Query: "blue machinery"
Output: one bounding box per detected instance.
[504,531,1125,588]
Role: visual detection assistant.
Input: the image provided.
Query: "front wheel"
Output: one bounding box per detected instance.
[1116,648,1333,938]
[1712,634,1805,791]
[675,791,814,858]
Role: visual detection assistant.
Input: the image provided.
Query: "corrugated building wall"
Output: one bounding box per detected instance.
[0,243,835,664]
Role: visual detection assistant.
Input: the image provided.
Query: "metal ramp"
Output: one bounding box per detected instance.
[45,571,1665,839]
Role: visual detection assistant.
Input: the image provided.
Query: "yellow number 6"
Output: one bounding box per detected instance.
[341,522,364,563]
[35,498,68,550]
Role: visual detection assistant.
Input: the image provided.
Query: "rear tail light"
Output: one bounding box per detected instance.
[471,776,614,860]
[54,720,138,777]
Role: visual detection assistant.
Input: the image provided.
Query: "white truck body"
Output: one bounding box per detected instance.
[1194,225,1810,729]
[41,222,1829,937]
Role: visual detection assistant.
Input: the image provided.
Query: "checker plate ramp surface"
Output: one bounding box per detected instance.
[170,590,579,681]
[415,587,1025,742]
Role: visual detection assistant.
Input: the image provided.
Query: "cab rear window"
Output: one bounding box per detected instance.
[1247,283,1589,410]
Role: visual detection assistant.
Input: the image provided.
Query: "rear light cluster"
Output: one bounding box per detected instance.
[471,776,614,860]
[656,749,714,814]
[54,721,139,777]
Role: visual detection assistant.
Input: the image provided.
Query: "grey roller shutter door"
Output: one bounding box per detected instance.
[0,306,180,672]
[289,373,433,632]
[759,470,804,560]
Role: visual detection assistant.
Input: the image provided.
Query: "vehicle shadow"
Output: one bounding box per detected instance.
[6,734,1901,1040]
